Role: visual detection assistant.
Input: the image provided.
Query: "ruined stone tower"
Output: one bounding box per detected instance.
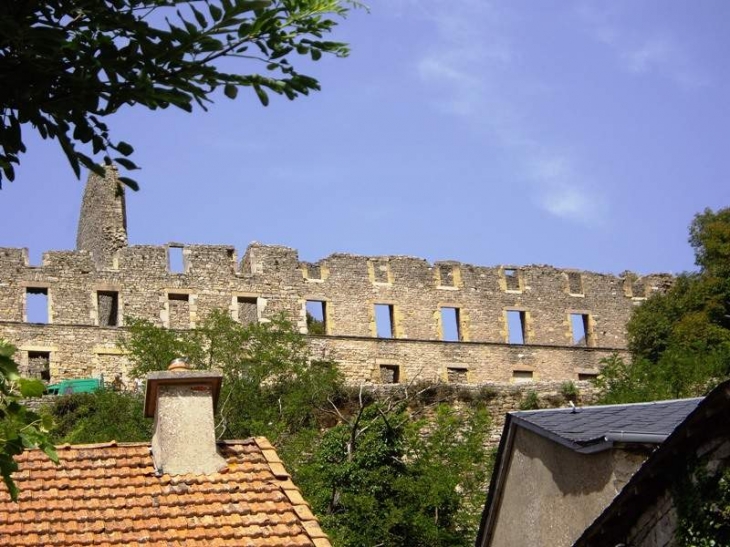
[76,166,128,268]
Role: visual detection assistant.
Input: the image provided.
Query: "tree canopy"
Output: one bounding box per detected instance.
[119,310,343,443]
[0,0,355,189]
[595,207,730,403]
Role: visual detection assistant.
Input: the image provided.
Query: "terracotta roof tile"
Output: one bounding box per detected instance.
[0,439,331,546]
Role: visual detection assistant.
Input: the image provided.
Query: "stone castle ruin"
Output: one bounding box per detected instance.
[0,168,672,387]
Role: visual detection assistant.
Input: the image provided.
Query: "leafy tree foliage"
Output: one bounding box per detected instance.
[0,0,355,189]
[45,390,151,445]
[0,342,57,501]
[675,461,730,546]
[689,207,730,278]
[297,394,492,547]
[119,310,343,444]
[592,353,726,404]
[596,207,730,403]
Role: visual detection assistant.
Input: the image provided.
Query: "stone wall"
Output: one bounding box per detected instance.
[623,437,730,547]
[0,170,672,386]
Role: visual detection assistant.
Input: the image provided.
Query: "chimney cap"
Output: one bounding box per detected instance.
[168,357,190,371]
[144,368,222,418]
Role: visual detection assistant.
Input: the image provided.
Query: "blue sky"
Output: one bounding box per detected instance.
[1,0,728,275]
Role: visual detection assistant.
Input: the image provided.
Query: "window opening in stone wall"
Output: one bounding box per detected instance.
[375,304,395,338]
[168,246,185,274]
[571,313,592,346]
[237,296,258,325]
[512,370,533,383]
[506,310,526,344]
[568,272,583,295]
[379,364,400,384]
[632,279,646,298]
[578,373,598,381]
[306,300,327,335]
[438,265,455,287]
[26,288,48,323]
[504,268,520,291]
[440,307,461,341]
[168,293,190,330]
[28,351,50,381]
[307,264,322,280]
[372,261,389,284]
[27,249,43,267]
[447,367,468,383]
[97,291,119,327]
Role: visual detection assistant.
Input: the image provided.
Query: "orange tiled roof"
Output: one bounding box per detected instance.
[0,437,331,547]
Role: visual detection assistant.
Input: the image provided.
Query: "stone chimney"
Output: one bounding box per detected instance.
[144,358,226,475]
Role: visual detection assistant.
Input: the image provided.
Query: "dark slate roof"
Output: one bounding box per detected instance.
[574,380,730,547]
[511,397,702,452]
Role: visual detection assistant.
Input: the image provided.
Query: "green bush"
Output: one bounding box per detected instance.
[519,390,540,410]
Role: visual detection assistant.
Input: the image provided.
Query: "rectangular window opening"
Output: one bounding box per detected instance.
[506,310,526,344]
[237,296,258,325]
[167,293,190,330]
[504,268,520,291]
[375,304,395,338]
[306,300,327,335]
[28,351,51,382]
[440,307,461,341]
[438,264,455,287]
[379,364,400,384]
[632,280,646,298]
[513,370,533,383]
[97,291,119,327]
[307,264,322,280]
[568,272,583,295]
[578,373,598,381]
[372,261,389,284]
[447,367,468,383]
[571,313,591,346]
[27,249,43,267]
[168,246,185,274]
[26,288,49,324]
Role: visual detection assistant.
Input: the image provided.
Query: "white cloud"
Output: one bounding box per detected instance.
[623,38,673,74]
[407,0,513,116]
[398,0,610,226]
[417,54,483,115]
[538,185,601,224]
[575,3,709,89]
[528,155,606,225]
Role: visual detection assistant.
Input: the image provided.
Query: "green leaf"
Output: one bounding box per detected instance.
[253,85,269,106]
[18,378,45,398]
[118,177,140,191]
[114,157,140,171]
[0,341,17,358]
[0,356,20,382]
[224,84,238,99]
[234,0,272,13]
[209,4,223,21]
[40,443,59,465]
[191,5,208,28]
[41,413,55,431]
[116,142,134,156]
